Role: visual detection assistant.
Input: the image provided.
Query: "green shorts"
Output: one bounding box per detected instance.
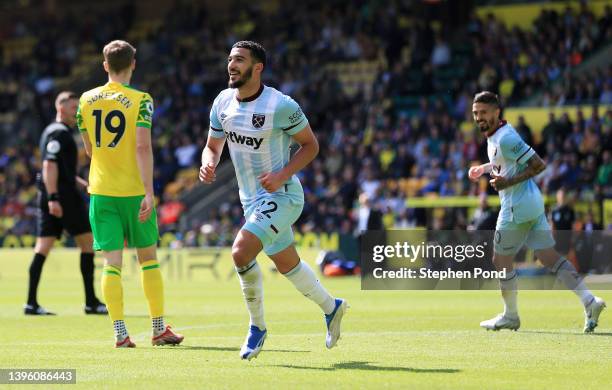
[89,194,159,251]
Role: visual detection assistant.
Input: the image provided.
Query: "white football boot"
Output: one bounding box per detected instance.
[480,313,520,331]
[584,297,606,333]
[325,298,348,348]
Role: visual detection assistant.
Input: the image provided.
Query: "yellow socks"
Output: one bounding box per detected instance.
[102,260,166,338]
[101,265,124,322]
[140,260,164,319]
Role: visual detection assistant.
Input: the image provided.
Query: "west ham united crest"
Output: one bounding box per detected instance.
[252,113,265,128]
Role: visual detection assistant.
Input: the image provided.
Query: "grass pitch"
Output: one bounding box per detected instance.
[0,248,610,389]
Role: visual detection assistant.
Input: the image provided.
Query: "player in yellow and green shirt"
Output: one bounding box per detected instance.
[77,40,183,348]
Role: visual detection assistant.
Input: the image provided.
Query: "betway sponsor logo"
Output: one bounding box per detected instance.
[225,130,263,150]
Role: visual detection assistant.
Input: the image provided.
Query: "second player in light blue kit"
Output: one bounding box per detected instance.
[468,91,605,333]
[199,41,347,360]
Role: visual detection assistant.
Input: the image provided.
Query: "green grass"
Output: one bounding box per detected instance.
[1,248,610,389]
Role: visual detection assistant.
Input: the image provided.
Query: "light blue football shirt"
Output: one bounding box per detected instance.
[487,121,544,223]
[209,84,308,207]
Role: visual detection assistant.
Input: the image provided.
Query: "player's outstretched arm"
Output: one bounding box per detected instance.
[258,124,319,193]
[199,135,226,184]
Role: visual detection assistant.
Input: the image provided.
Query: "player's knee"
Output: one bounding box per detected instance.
[136,245,157,263]
[231,244,248,266]
[534,248,559,267]
[78,242,94,253]
[74,233,94,253]
[491,256,500,270]
[491,254,512,271]
[232,230,262,266]
[34,240,54,256]
[491,256,504,270]
[232,239,256,267]
[34,246,51,256]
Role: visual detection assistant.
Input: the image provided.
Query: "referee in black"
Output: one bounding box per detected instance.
[551,187,575,256]
[25,91,107,315]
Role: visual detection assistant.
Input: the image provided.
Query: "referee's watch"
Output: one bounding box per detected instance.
[48,193,60,202]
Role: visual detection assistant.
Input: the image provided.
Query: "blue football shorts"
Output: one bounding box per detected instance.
[242,181,304,255]
[494,213,556,256]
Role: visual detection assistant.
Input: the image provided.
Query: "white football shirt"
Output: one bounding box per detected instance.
[487,121,544,223]
[209,85,308,206]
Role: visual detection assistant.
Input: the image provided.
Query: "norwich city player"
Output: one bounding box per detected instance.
[200,41,347,360]
[468,91,605,333]
[77,40,183,347]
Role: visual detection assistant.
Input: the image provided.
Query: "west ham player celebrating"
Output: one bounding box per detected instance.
[199,41,347,360]
[468,91,605,333]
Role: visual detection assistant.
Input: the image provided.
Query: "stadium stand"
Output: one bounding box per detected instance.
[0,0,610,247]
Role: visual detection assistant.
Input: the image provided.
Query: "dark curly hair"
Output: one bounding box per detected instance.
[232,41,267,68]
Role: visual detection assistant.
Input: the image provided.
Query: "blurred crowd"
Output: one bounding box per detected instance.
[467,4,611,106]
[541,65,612,106]
[0,0,610,245]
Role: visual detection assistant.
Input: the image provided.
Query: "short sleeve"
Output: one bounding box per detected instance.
[276,96,309,136]
[42,134,62,161]
[137,93,154,129]
[76,97,86,133]
[500,132,535,165]
[209,94,225,139]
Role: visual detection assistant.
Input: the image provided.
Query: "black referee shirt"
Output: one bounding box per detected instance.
[37,121,78,194]
[551,205,575,231]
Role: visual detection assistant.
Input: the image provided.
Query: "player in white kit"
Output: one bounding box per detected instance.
[468,91,605,332]
[199,41,347,360]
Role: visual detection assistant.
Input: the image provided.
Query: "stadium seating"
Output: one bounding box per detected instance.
[0,1,610,246]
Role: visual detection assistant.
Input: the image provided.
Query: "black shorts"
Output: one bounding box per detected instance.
[36,190,91,238]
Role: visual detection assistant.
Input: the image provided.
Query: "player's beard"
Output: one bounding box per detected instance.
[477,121,489,133]
[228,65,253,89]
[478,118,496,133]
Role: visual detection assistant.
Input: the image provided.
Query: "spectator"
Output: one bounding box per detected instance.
[174,135,198,169]
[468,192,498,231]
[516,115,534,146]
[551,188,575,256]
[1,1,610,243]
[431,36,451,67]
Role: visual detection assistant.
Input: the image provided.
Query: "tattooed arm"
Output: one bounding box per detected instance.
[490,154,546,191]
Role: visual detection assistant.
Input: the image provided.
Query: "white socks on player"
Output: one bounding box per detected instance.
[498,258,596,318]
[284,260,335,315]
[499,270,518,318]
[236,259,335,329]
[551,257,595,308]
[236,260,266,331]
[113,320,128,341]
[152,316,165,334]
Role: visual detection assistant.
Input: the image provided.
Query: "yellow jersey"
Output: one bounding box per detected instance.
[76,82,154,197]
